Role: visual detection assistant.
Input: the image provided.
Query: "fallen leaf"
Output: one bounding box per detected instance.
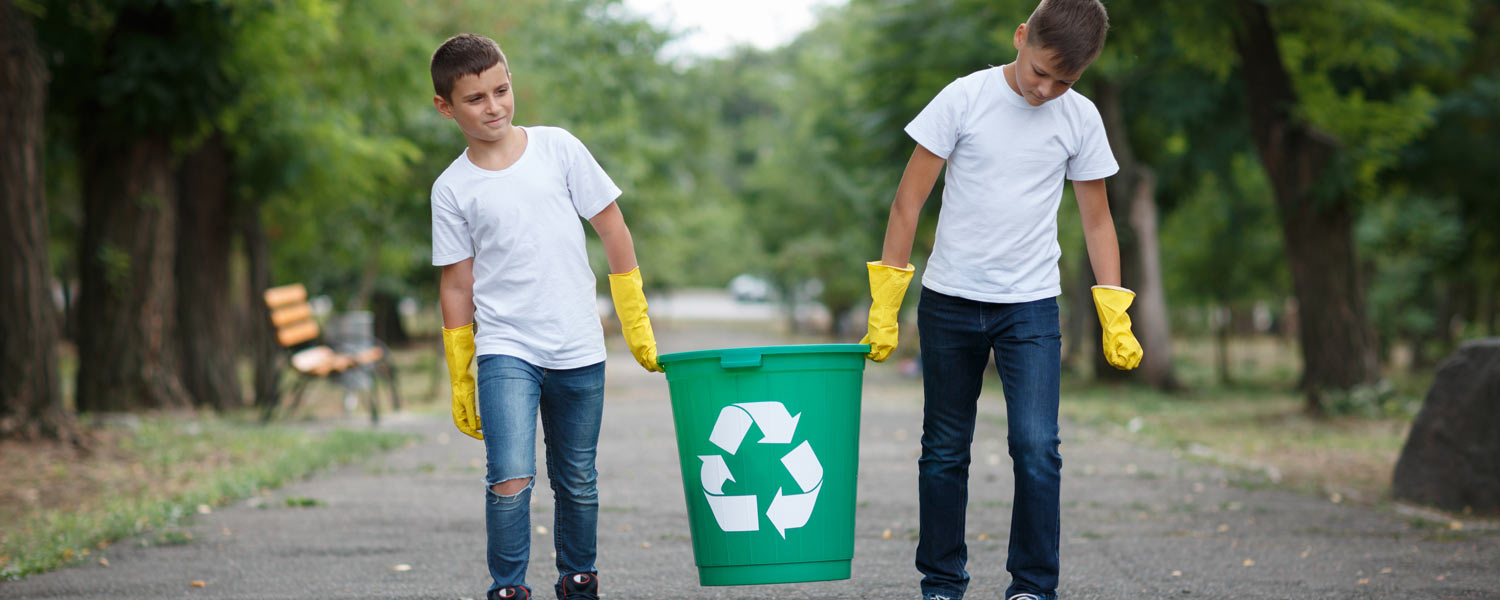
[1242,559,1254,567]
[977,533,990,541]
[1300,548,1311,559]
[1171,570,1182,577]
[62,549,74,560]
[640,542,652,548]
[882,528,893,540]
[197,504,212,515]
[190,580,207,588]
[535,526,547,535]
[98,558,110,567]
[392,564,412,572]
[1437,575,1447,581]
[221,528,232,536]
[1448,521,1464,531]
[1217,524,1229,533]
[1380,568,1392,574]
[1357,578,1369,585]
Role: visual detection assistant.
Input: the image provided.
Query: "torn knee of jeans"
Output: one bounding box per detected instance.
[486,476,534,504]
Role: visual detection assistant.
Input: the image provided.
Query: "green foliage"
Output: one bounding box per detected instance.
[38,0,242,142]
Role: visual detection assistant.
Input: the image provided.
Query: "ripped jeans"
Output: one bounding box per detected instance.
[477,354,605,596]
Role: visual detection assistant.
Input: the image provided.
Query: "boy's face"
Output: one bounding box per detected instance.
[433,64,516,144]
[1011,24,1084,106]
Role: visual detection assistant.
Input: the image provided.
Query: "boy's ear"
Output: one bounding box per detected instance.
[1013,23,1028,52]
[433,94,454,119]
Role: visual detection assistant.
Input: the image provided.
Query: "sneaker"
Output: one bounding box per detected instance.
[489,586,530,600]
[1006,594,1043,600]
[925,594,959,600]
[557,572,598,599]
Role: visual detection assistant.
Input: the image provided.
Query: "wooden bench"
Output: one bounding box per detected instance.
[263,283,399,422]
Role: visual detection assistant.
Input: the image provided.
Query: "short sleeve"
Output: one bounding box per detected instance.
[560,131,622,220]
[1066,99,1119,181]
[431,184,472,266]
[904,78,970,159]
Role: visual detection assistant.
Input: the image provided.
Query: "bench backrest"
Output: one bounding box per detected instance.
[264,284,320,348]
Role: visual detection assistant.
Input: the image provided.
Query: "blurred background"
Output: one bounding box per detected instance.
[2,0,1497,510]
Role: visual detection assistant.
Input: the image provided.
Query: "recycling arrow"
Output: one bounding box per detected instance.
[698,401,824,538]
[709,402,801,454]
[767,441,824,538]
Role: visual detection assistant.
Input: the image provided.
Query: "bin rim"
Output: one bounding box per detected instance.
[657,343,871,366]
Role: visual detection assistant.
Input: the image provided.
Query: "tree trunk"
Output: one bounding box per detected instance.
[175,133,242,411]
[1093,79,1177,389]
[1215,303,1232,385]
[239,196,280,413]
[1064,253,1094,375]
[372,290,410,347]
[1232,0,1381,413]
[0,1,77,441]
[1126,170,1178,390]
[74,135,192,412]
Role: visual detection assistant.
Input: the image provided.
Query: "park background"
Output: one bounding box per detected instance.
[2,0,1497,585]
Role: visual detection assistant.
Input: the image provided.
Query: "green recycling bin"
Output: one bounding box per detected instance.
[657,344,869,586]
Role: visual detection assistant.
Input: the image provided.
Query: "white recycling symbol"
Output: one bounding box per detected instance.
[697,401,823,538]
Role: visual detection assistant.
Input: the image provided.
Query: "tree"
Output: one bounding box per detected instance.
[1224,0,1468,411]
[1,0,75,441]
[175,133,242,410]
[41,0,242,411]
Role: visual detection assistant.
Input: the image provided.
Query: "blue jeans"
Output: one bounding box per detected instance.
[915,288,1062,600]
[476,355,605,597]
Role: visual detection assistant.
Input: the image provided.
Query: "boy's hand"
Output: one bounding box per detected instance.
[859,261,915,362]
[1091,286,1144,370]
[608,267,662,372]
[442,323,483,439]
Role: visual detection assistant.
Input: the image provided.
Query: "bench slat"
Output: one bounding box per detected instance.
[270,303,313,328]
[264,284,308,309]
[276,319,320,347]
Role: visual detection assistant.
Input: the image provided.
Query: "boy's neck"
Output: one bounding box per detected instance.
[466,127,528,171]
[1002,63,1022,98]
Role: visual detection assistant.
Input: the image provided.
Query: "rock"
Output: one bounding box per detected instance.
[1392,338,1500,514]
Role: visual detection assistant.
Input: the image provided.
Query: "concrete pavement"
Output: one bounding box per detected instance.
[4,321,1497,599]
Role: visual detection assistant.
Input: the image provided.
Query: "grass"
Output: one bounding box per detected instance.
[0,414,413,580]
[1054,335,1423,506]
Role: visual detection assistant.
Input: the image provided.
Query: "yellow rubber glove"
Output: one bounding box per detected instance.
[1092,285,1144,370]
[442,323,483,439]
[608,267,662,372]
[859,261,915,362]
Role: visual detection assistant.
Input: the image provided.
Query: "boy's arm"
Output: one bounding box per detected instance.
[879,144,946,267]
[1073,179,1121,286]
[1073,178,1143,370]
[438,258,482,439]
[588,202,661,373]
[439,259,476,327]
[862,144,944,361]
[586,202,638,275]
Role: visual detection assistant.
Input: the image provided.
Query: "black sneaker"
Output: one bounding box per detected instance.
[489,586,530,600]
[556,572,599,599]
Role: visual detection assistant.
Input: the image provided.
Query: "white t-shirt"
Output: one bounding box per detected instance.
[905,66,1118,303]
[430,126,620,368]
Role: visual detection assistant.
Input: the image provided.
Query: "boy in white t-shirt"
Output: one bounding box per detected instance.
[857,2,1143,599]
[429,34,661,600]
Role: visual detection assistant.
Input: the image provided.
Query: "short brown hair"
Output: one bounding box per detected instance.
[1025,0,1109,74]
[430,33,508,101]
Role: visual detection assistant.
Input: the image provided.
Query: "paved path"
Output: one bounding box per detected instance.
[5,322,1497,599]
